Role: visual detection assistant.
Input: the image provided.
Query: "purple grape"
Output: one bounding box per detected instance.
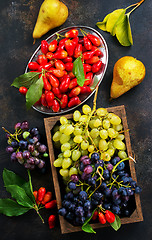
[38,144,47,153]
[81,172,91,181]
[38,160,45,168]
[19,140,28,149]
[16,151,23,160]
[107,163,113,171]
[84,165,93,174]
[32,150,39,157]
[14,122,21,130]
[24,162,31,169]
[33,136,39,144]
[34,157,40,165]
[11,141,19,148]
[28,144,35,152]
[20,121,29,130]
[70,174,79,183]
[80,155,89,162]
[23,150,30,159]
[27,157,35,165]
[30,127,39,136]
[6,146,14,153]
[82,158,91,165]
[10,152,17,162]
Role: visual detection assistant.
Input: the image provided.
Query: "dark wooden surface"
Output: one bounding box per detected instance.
[0,0,152,239]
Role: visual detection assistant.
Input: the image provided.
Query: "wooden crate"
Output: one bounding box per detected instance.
[44,105,143,234]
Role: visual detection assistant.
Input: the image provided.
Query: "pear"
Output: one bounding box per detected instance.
[33,0,68,39]
[110,56,146,99]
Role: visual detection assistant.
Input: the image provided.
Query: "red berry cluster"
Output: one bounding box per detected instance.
[19,28,104,112]
[33,187,57,229]
[92,210,115,224]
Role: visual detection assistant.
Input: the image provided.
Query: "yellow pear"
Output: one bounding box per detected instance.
[110,56,146,99]
[33,0,68,39]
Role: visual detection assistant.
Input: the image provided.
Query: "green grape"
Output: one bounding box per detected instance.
[53,141,61,149]
[59,124,67,133]
[99,129,108,139]
[59,169,69,177]
[101,152,111,161]
[62,176,70,183]
[60,116,68,125]
[90,128,99,139]
[88,145,94,152]
[62,158,72,169]
[73,135,83,143]
[113,123,123,131]
[53,158,63,167]
[81,140,89,150]
[107,148,115,157]
[58,153,63,158]
[60,134,70,144]
[108,141,116,150]
[69,138,74,147]
[53,125,60,134]
[103,119,110,129]
[72,150,81,161]
[69,167,78,176]
[96,108,108,116]
[81,149,89,156]
[79,115,88,123]
[53,131,62,142]
[117,134,125,141]
[108,113,121,125]
[93,137,100,148]
[113,139,126,150]
[118,150,127,159]
[94,118,102,127]
[73,126,82,136]
[107,128,118,138]
[63,150,71,158]
[89,119,95,129]
[82,104,91,114]
[73,110,81,121]
[61,143,71,152]
[64,124,74,136]
[99,139,108,151]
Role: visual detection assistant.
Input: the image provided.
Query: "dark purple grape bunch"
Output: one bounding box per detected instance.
[58,190,92,226]
[5,121,48,170]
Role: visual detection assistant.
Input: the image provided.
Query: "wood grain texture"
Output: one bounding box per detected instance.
[44,105,143,234]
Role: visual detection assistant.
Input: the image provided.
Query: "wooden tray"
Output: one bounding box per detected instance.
[44,105,143,234]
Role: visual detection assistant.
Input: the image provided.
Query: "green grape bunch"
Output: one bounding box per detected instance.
[52,102,128,181]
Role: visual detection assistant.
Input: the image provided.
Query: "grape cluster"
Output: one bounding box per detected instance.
[52,105,127,180]
[5,121,48,170]
[58,153,142,225]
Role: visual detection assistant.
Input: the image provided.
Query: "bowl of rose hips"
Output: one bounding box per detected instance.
[25,26,108,115]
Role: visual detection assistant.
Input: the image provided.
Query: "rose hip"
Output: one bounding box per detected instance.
[98,212,106,224]
[52,99,60,112]
[87,34,101,47]
[63,56,73,63]
[92,60,102,73]
[83,36,92,50]
[37,55,48,65]
[65,62,73,72]
[69,86,81,98]
[68,96,81,108]
[69,78,78,89]
[65,29,79,38]
[48,215,56,229]
[41,191,52,205]
[59,77,70,93]
[19,86,28,95]
[85,72,93,85]
[43,76,51,91]
[37,187,46,202]
[48,74,59,88]
[53,50,68,59]
[85,56,100,65]
[28,62,39,70]
[45,91,54,104]
[48,39,58,52]
[45,200,57,209]
[105,210,115,223]
[55,60,65,70]
[41,40,49,54]
[60,94,68,108]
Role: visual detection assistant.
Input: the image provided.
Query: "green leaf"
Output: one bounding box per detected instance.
[111,9,126,36]
[90,75,99,91]
[3,169,35,202]
[0,199,30,216]
[106,9,126,34]
[115,14,133,46]
[26,75,44,110]
[72,57,85,87]
[110,214,121,231]
[11,72,40,89]
[126,14,133,45]
[6,185,34,208]
[82,223,96,234]
[3,168,26,187]
[96,13,111,31]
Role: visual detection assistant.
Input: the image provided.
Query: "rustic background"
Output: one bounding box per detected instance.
[0,0,152,239]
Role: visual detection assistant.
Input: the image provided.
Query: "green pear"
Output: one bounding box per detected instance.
[33,0,68,39]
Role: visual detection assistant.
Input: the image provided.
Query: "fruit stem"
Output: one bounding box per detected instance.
[127,0,145,15]
[88,178,102,199]
[35,207,45,224]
